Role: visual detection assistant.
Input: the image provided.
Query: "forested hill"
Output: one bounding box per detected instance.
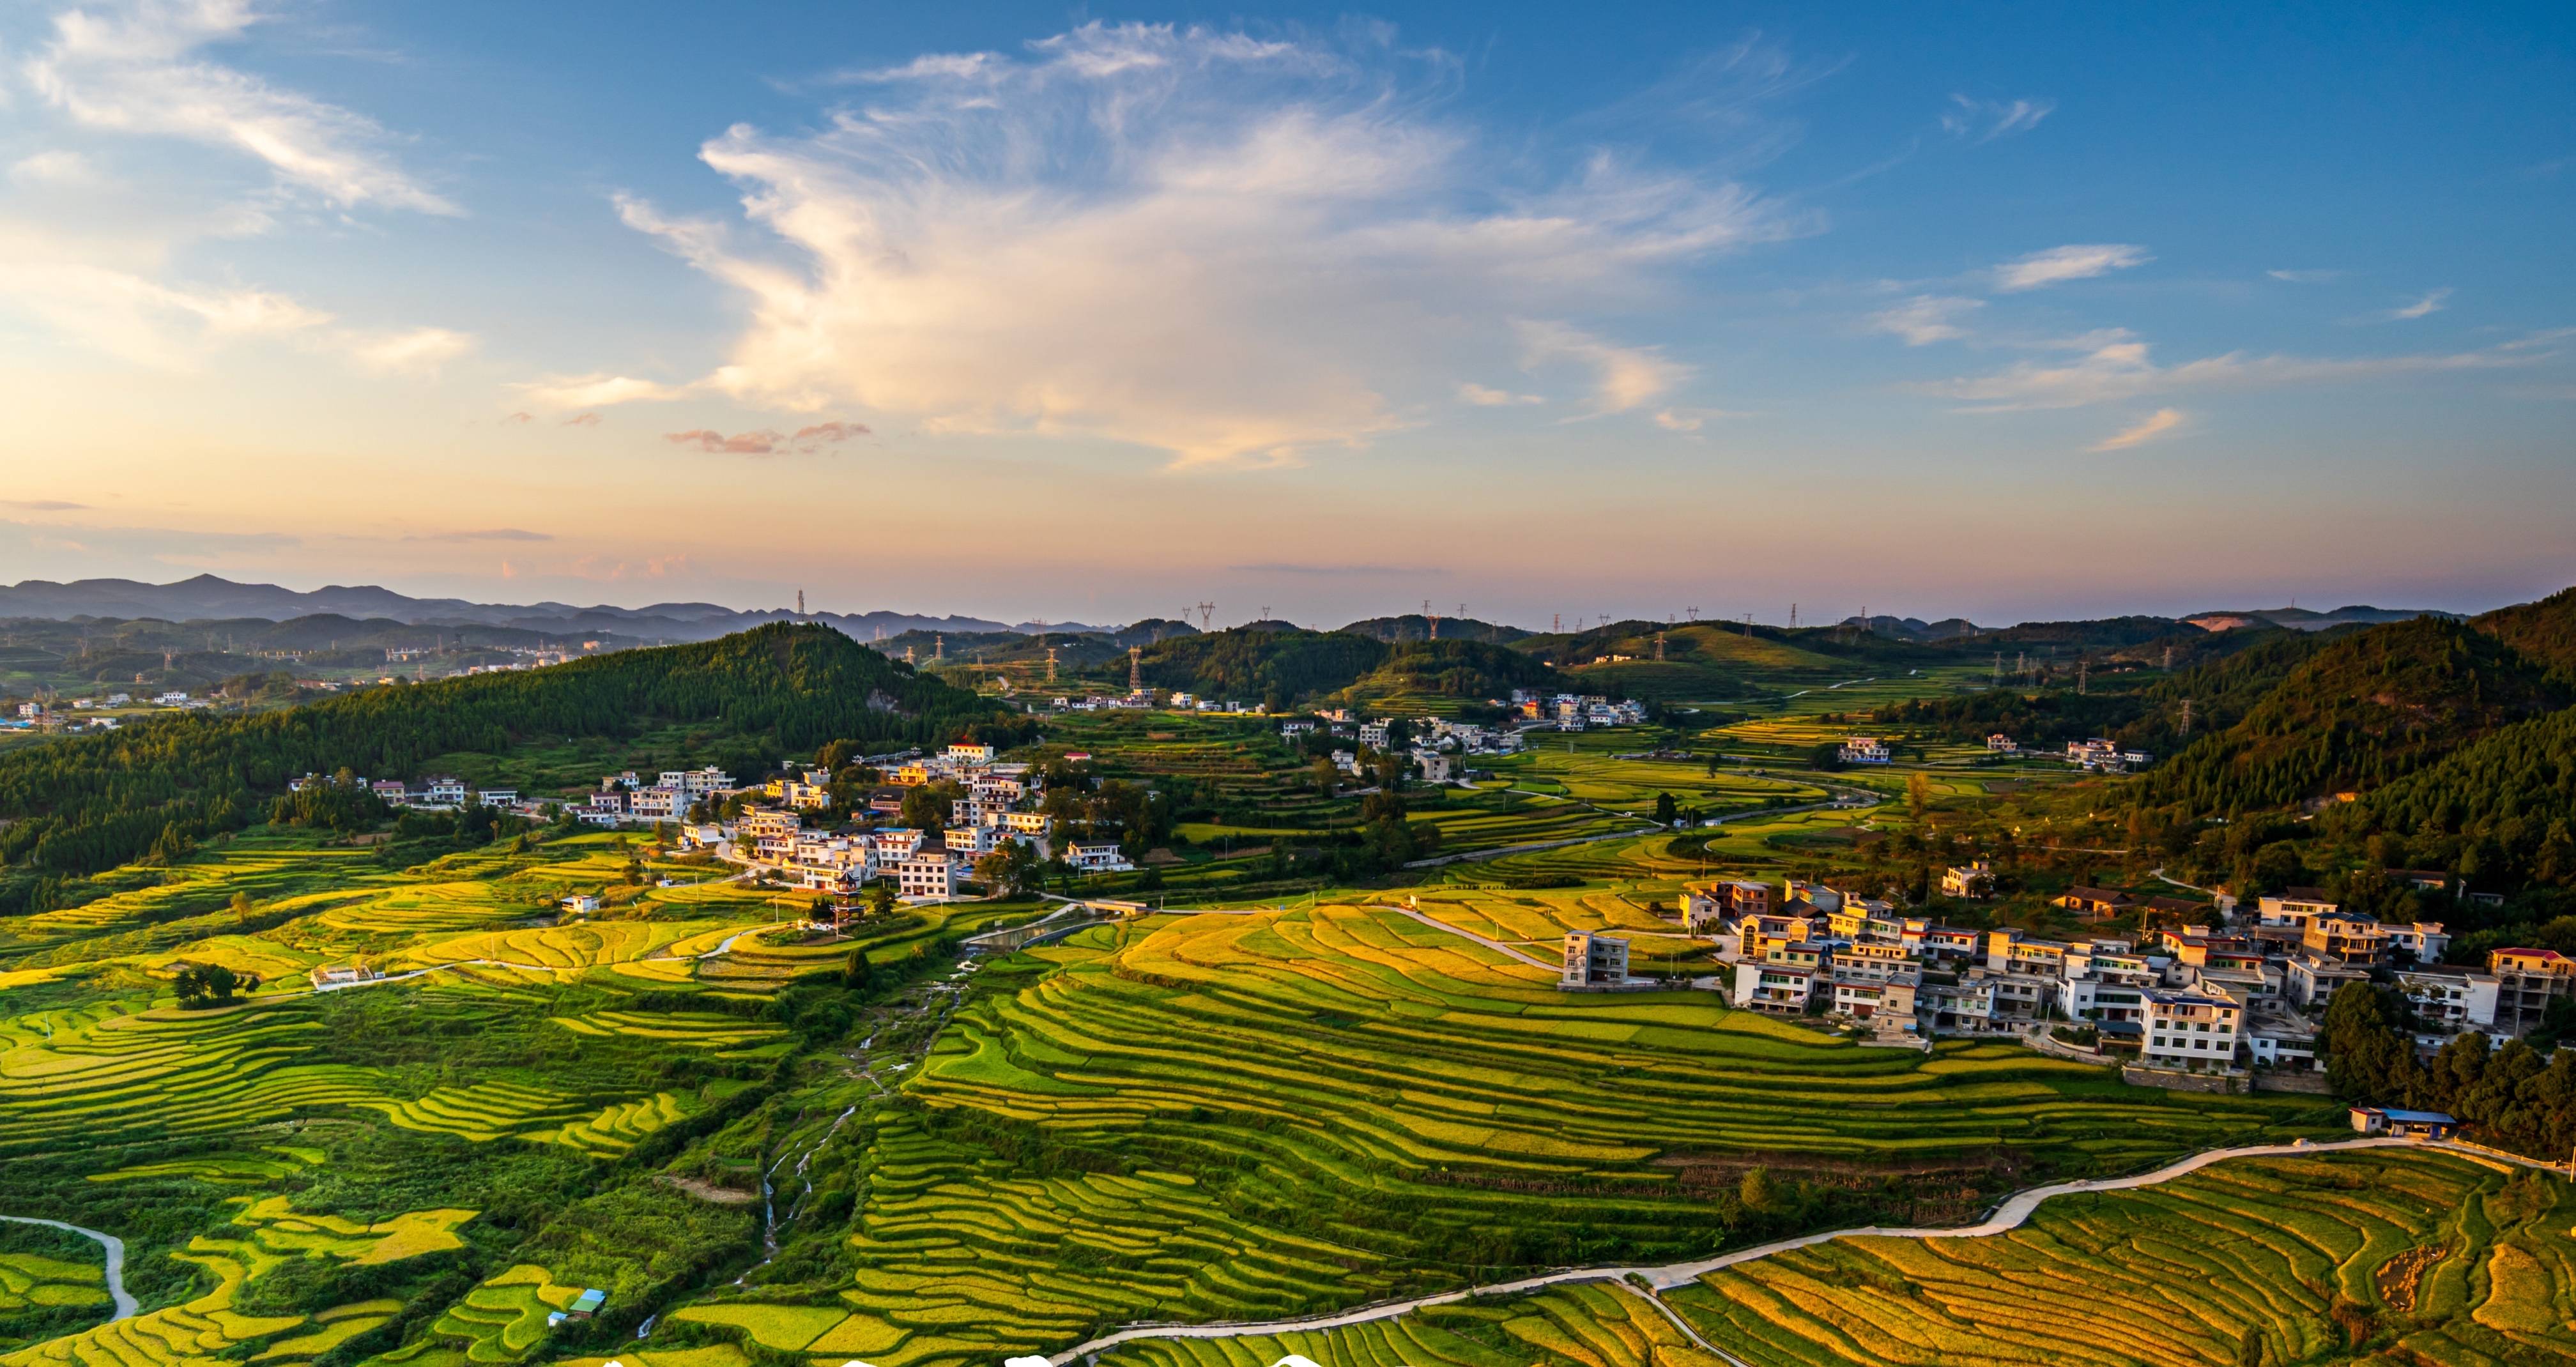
[2136,616,2569,814]
[2336,703,2576,891]
[2473,586,2576,680]
[1137,627,1557,706]
[0,625,1015,903]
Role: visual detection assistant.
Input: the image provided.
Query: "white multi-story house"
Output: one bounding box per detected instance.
[946,743,996,767]
[1732,959,1818,1012]
[2394,969,2500,1046]
[2142,987,2243,1072]
[892,850,958,899]
[870,827,926,862]
[945,825,994,857]
[424,775,469,806]
[1359,720,1393,750]
[1839,737,1892,765]
[627,786,686,821]
[1066,842,1134,874]
[2253,890,2340,930]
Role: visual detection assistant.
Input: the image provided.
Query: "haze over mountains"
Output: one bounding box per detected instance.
[0,574,2462,644]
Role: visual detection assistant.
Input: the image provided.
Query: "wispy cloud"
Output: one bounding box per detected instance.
[404,528,552,543]
[1653,407,1741,434]
[1868,294,1983,346]
[349,326,474,376]
[1922,332,2545,410]
[515,374,692,408]
[1229,561,1435,576]
[1458,382,1544,406]
[2383,288,2451,321]
[1515,320,1689,413]
[1993,243,2150,292]
[663,422,870,455]
[560,412,601,427]
[0,500,88,512]
[24,0,456,213]
[583,21,1799,466]
[2090,408,2186,451]
[502,412,535,424]
[2266,268,2342,284]
[1940,95,2055,142]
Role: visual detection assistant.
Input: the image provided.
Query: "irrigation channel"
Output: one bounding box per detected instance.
[1047,1136,2566,1366]
[0,1215,137,1322]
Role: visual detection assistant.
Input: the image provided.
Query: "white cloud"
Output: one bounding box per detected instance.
[2266,268,2342,284]
[2384,288,2451,321]
[1940,95,2054,141]
[24,0,454,213]
[1992,243,2150,292]
[1922,333,2545,411]
[1515,319,1690,414]
[1868,294,1983,346]
[582,21,1795,465]
[2090,408,2186,451]
[348,326,474,376]
[1458,382,1542,406]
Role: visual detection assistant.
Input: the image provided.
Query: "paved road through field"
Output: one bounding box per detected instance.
[1046,1136,2559,1364]
[0,1215,137,1320]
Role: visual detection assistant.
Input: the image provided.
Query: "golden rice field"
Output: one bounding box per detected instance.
[0,1255,107,1317]
[0,1002,382,1150]
[1095,1283,1726,1367]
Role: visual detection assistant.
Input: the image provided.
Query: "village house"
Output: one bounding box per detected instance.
[2487,947,2576,1036]
[2142,986,2243,1073]
[1560,931,1636,990]
[1940,861,1996,899]
[1838,736,1892,765]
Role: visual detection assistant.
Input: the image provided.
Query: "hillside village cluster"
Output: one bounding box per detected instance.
[318,742,1128,903]
[1560,873,2570,1079]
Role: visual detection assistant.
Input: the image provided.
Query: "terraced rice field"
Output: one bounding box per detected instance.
[402,1265,586,1364]
[1671,1149,2576,1366]
[751,905,2331,1364]
[0,1001,381,1151]
[548,1011,784,1050]
[394,922,719,974]
[1097,1283,1724,1367]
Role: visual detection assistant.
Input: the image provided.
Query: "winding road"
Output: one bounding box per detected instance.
[0,1216,136,1320]
[1046,1136,2560,1364]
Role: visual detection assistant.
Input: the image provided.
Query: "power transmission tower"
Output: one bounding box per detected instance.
[904,646,916,664]
[1744,613,1752,637]
[1046,646,1058,684]
[1993,652,2002,683]
[1196,602,1215,631]
[1423,599,1439,641]
[2078,657,2089,695]
[2179,698,2194,737]
[1259,605,1271,622]
[1655,627,1667,661]
[797,589,805,616]
[1686,606,1698,622]
[1552,613,1561,633]
[1128,646,1141,692]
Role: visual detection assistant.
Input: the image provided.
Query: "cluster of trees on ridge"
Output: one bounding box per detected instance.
[0,625,1020,914]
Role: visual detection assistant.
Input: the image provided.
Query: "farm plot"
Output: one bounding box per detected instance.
[392,922,719,974]
[1670,1149,2576,1366]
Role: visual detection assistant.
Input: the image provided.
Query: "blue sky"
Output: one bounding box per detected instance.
[0,1,2568,629]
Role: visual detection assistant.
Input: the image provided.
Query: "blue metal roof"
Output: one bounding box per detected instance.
[2374,1108,2457,1124]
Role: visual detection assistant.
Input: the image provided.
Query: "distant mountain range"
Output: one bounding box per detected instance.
[2179,605,2459,632]
[0,575,1112,643]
